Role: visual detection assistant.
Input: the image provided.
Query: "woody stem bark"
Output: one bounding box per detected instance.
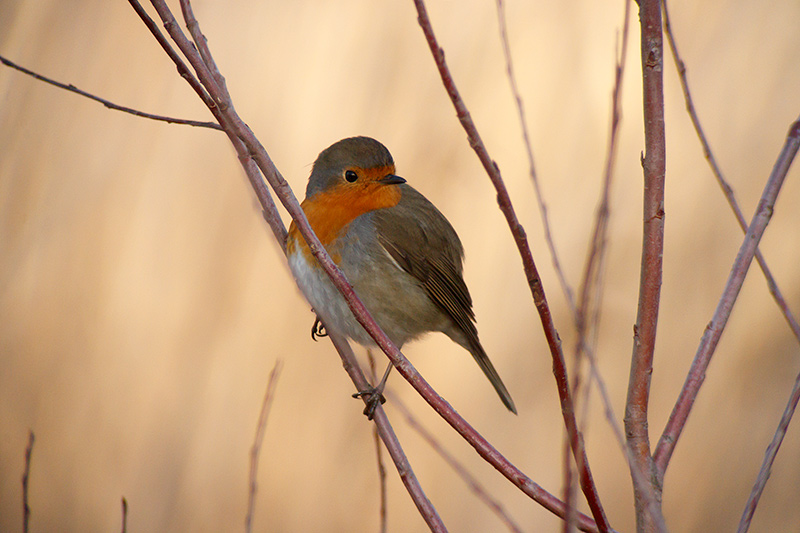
[624,1,667,531]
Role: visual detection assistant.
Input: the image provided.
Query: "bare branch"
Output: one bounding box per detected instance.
[658,3,800,521]
[737,368,800,532]
[568,1,649,530]
[121,497,128,533]
[246,360,283,533]
[22,431,34,533]
[0,54,221,130]
[661,0,800,345]
[135,2,448,529]
[367,350,388,533]
[494,0,576,318]
[624,0,668,531]
[391,394,524,533]
[654,115,800,477]
[129,0,286,248]
[328,332,446,531]
[127,1,607,530]
[413,1,609,530]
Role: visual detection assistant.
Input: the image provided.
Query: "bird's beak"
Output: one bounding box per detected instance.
[379,174,406,185]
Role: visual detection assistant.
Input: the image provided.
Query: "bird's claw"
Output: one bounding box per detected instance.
[352,388,386,420]
[311,316,327,341]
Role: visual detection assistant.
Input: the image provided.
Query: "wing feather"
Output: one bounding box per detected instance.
[373,185,480,348]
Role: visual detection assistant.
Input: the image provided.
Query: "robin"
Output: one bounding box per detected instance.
[287,136,516,415]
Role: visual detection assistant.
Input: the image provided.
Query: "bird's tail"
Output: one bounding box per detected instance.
[467,341,517,415]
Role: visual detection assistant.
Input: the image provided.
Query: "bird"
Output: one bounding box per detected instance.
[286,136,516,416]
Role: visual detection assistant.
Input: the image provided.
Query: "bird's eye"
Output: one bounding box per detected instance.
[344,170,358,183]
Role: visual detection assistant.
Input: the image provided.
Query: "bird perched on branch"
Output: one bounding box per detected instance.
[287,136,516,416]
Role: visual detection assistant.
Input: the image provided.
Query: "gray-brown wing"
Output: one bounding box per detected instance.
[374,185,517,414]
[372,185,478,341]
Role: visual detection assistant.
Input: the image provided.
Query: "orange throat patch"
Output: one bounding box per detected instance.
[287,172,401,262]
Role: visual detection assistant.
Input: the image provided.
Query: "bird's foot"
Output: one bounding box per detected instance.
[310,316,327,341]
[352,387,386,420]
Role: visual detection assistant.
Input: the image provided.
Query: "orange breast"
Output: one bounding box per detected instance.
[287,179,402,262]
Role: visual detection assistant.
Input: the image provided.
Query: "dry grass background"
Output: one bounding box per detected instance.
[1,0,799,531]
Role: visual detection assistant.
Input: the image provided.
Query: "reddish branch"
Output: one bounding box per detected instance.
[366,351,389,533]
[412,1,609,531]
[662,2,800,525]
[128,1,605,530]
[661,0,800,344]
[624,0,668,531]
[737,368,800,533]
[494,0,575,318]
[391,395,524,533]
[130,1,444,529]
[0,54,222,130]
[654,117,800,476]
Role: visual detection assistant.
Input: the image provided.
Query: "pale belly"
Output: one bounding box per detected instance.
[288,249,377,346]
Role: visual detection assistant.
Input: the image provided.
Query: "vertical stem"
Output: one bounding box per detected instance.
[625,0,666,531]
[22,431,34,533]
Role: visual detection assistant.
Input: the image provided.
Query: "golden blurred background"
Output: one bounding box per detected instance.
[2,0,799,531]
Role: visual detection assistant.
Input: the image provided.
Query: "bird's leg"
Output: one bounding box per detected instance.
[310,314,328,341]
[353,361,393,420]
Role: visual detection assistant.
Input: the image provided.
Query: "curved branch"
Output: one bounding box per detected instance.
[661,0,800,345]
[412,1,609,531]
[0,54,222,130]
[134,0,443,530]
[127,1,607,530]
[654,116,800,476]
[737,368,800,533]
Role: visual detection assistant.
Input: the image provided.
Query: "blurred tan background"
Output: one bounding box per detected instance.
[2,0,799,531]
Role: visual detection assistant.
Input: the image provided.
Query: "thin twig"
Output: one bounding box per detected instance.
[128,0,286,248]
[494,0,576,319]
[661,0,800,345]
[180,0,230,105]
[373,420,388,533]
[582,344,662,524]
[737,368,800,533]
[22,431,34,533]
[121,497,128,533]
[561,434,577,533]
[173,1,600,529]
[390,394,524,533]
[367,350,388,533]
[138,1,454,529]
[412,1,609,531]
[494,2,640,527]
[654,116,800,477]
[329,333,446,531]
[129,2,604,530]
[567,1,633,529]
[575,0,631,361]
[0,54,221,130]
[246,360,284,533]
